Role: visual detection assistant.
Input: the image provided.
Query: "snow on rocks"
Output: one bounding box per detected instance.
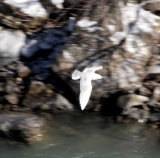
[4,0,48,17]
[106,25,116,32]
[76,17,103,32]
[50,0,64,9]
[77,18,97,28]
[0,29,25,58]
[109,1,160,55]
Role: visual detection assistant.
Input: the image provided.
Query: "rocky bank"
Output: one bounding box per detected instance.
[0,114,45,143]
[0,0,160,142]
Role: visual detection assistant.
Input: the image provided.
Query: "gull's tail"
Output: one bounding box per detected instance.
[79,89,91,110]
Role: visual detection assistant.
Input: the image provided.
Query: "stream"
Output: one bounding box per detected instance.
[0,113,160,158]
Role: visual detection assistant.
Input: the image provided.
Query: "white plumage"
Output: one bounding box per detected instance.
[72,66,103,110]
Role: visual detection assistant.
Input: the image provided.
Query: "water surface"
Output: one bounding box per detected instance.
[0,113,160,158]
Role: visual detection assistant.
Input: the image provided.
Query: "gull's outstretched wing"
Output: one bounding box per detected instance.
[71,70,81,80]
[92,73,102,80]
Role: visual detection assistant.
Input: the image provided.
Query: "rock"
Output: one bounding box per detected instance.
[149,113,160,122]
[153,87,160,102]
[0,0,86,34]
[5,80,19,94]
[0,87,4,93]
[0,82,5,92]
[137,86,152,97]
[35,94,74,113]
[17,66,31,78]
[5,93,19,105]
[148,65,160,74]
[11,105,31,112]
[22,81,74,112]
[34,93,74,112]
[143,1,160,16]
[37,93,74,112]
[122,108,150,123]
[117,94,149,110]
[52,94,74,111]
[0,114,46,143]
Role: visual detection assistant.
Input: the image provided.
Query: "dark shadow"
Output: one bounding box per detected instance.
[19,18,79,110]
[18,77,31,107]
[44,69,80,111]
[100,91,127,116]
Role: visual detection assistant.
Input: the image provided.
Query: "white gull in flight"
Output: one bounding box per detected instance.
[72,66,103,110]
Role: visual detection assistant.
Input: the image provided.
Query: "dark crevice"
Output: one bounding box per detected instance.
[44,70,80,111]
[100,91,127,115]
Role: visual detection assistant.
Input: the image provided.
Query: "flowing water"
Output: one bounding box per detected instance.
[0,113,160,158]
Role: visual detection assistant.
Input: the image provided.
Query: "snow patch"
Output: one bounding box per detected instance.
[50,0,64,9]
[87,27,104,32]
[108,32,126,44]
[77,18,97,28]
[109,2,160,55]
[106,25,116,32]
[63,50,75,62]
[77,18,103,32]
[0,29,25,57]
[119,2,160,34]
[4,0,48,17]
[149,65,160,74]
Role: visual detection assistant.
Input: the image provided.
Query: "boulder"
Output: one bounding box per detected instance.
[150,113,160,122]
[21,81,74,112]
[122,108,150,123]
[17,65,31,78]
[117,94,149,110]
[5,93,19,105]
[0,114,46,143]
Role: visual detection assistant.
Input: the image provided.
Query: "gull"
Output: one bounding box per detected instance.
[72,66,103,110]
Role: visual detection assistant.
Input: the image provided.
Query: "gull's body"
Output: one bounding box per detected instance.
[72,66,103,110]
